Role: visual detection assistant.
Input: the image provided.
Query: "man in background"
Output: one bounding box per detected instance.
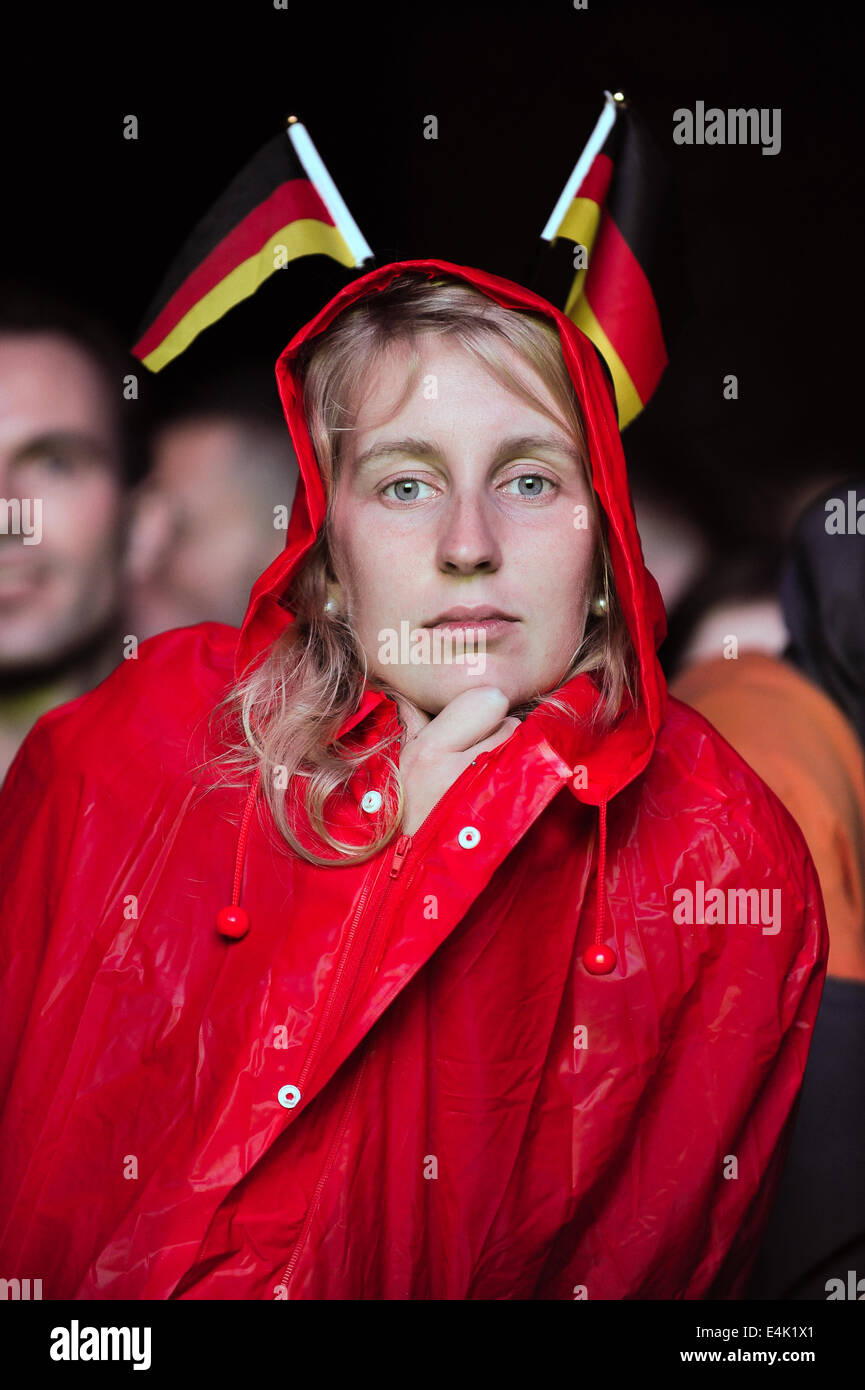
[0,284,160,782]
[127,364,298,638]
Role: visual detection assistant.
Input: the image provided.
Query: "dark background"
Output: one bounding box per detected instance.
[4,0,861,560]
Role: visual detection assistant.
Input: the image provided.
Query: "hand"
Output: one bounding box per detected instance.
[394,686,521,837]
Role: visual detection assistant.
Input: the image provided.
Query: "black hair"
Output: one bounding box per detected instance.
[153,355,289,435]
[0,280,153,489]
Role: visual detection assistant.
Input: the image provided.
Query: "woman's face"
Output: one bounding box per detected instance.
[327,334,598,716]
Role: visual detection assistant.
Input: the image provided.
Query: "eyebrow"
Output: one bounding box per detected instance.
[13,430,113,464]
[353,433,583,475]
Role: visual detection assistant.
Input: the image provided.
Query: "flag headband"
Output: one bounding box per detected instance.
[132,98,684,431]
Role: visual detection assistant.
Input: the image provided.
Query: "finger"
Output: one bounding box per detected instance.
[469,715,521,759]
[419,686,511,755]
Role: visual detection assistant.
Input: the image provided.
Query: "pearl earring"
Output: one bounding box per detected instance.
[324,597,339,613]
[590,594,608,617]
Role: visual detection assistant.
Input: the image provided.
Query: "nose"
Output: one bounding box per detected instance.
[0,458,24,538]
[435,488,503,575]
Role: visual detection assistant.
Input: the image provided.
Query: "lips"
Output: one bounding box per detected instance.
[425,606,518,627]
[0,560,45,597]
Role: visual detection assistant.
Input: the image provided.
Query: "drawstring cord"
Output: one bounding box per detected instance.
[215,766,262,940]
[583,798,616,974]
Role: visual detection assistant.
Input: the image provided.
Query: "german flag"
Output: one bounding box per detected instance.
[132,121,370,373]
[538,93,686,429]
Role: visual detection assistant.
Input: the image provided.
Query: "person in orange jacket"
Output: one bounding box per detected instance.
[670,478,865,1298]
[0,260,828,1299]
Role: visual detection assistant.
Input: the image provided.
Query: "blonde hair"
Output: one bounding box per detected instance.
[204,272,639,866]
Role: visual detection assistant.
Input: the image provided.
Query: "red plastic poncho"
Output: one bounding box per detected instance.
[0,259,828,1299]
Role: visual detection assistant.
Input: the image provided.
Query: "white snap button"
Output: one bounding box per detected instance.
[278,1084,302,1109]
[361,790,383,813]
[458,826,481,849]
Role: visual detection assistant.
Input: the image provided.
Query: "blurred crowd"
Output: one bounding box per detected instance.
[0,283,861,1299]
[0,283,298,779]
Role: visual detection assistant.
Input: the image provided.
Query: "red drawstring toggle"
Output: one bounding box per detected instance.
[216,905,250,940]
[582,943,616,974]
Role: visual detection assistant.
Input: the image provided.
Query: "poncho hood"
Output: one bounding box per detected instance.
[217,260,670,972]
[235,258,668,804]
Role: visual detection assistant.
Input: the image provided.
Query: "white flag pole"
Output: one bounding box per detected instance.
[540,91,620,243]
[285,115,375,267]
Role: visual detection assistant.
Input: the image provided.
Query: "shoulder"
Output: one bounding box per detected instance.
[11,621,240,789]
[603,696,830,985]
[651,691,787,802]
[624,693,819,901]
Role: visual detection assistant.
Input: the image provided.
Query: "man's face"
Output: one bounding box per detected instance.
[328,335,598,715]
[130,418,290,635]
[0,333,128,670]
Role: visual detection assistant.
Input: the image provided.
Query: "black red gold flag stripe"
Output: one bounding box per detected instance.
[132,129,360,372]
[538,95,687,429]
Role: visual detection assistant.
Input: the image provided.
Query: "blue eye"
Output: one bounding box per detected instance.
[381,478,436,502]
[503,474,557,498]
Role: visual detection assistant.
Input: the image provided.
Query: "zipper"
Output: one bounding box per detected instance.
[287,746,504,1110]
[274,744,503,1299]
[390,834,412,876]
[273,835,411,1298]
[291,832,413,1106]
[338,832,414,1023]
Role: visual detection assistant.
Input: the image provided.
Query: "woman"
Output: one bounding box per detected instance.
[0,259,828,1300]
